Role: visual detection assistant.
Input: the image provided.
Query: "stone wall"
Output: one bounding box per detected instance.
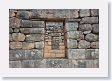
[9,9,99,68]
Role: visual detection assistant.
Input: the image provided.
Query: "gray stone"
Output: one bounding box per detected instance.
[77,60,86,68]
[9,34,12,41]
[35,42,44,49]
[32,21,45,27]
[66,22,78,31]
[91,9,99,16]
[30,10,42,19]
[17,11,31,19]
[85,33,98,42]
[21,60,35,68]
[14,28,19,33]
[25,34,44,42]
[35,59,46,68]
[93,59,99,68]
[85,60,94,68]
[25,49,43,59]
[81,17,98,23]
[67,31,84,40]
[69,60,79,68]
[9,61,21,68]
[66,18,81,22]
[83,31,91,34]
[91,42,99,48]
[79,24,92,31]
[9,50,25,61]
[20,28,44,34]
[21,20,32,27]
[9,10,16,17]
[78,40,90,48]
[9,42,22,49]
[12,33,25,41]
[69,10,79,18]
[9,18,21,28]
[22,42,34,49]
[80,9,90,17]
[68,49,85,59]
[9,28,13,33]
[67,39,77,48]
[92,24,99,33]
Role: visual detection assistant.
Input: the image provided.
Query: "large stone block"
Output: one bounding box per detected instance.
[21,60,35,68]
[92,24,99,34]
[91,9,99,16]
[69,60,78,68]
[91,42,99,48]
[67,39,77,48]
[20,28,44,34]
[9,42,22,49]
[35,59,46,68]
[67,31,84,40]
[68,49,85,59]
[12,33,25,41]
[77,60,86,68]
[69,9,79,18]
[21,20,32,27]
[79,24,92,31]
[65,22,78,31]
[16,11,31,19]
[35,42,44,49]
[80,9,90,17]
[9,18,21,28]
[9,50,25,61]
[25,34,44,42]
[85,33,98,42]
[32,21,45,27]
[22,42,34,49]
[78,40,90,48]
[81,17,99,23]
[9,61,21,68]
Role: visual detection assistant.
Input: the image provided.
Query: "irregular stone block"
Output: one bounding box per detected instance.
[20,28,44,34]
[9,28,13,33]
[79,24,92,31]
[91,42,99,48]
[17,11,31,19]
[9,61,21,68]
[80,9,90,17]
[68,49,85,59]
[81,17,98,23]
[91,9,99,16]
[21,20,32,27]
[92,24,99,34]
[9,50,25,61]
[21,60,35,68]
[46,59,69,68]
[78,40,90,48]
[25,49,43,59]
[83,31,91,34]
[69,10,79,18]
[13,28,19,33]
[9,18,21,28]
[69,60,78,68]
[35,42,44,49]
[35,59,46,68]
[32,21,45,27]
[25,34,44,42]
[67,31,84,40]
[9,42,22,49]
[12,33,25,41]
[22,42,34,49]
[67,39,77,48]
[77,60,86,68]
[9,10,16,17]
[65,22,78,31]
[9,34,12,41]
[85,33,98,42]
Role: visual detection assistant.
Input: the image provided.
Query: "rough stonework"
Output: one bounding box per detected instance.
[9,9,99,68]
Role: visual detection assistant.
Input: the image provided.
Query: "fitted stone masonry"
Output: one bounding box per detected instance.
[9,9,99,68]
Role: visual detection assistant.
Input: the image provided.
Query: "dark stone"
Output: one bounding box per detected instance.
[21,20,32,27]
[17,11,30,19]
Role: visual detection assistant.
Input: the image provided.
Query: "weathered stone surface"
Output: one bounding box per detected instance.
[91,9,99,16]
[22,42,34,49]
[9,50,25,61]
[66,22,78,31]
[14,28,19,33]
[80,9,90,17]
[21,60,35,68]
[83,31,91,34]
[32,21,45,27]
[79,24,92,31]
[25,49,43,59]
[67,31,84,40]
[9,10,16,17]
[9,18,21,28]
[21,20,32,27]
[69,60,78,68]
[91,42,99,48]
[67,39,77,48]
[78,40,90,48]
[12,33,25,41]
[35,59,46,68]
[68,49,85,59]
[92,24,99,34]
[9,34,12,41]
[69,10,79,18]
[9,61,21,68]
[93,59,99,68]
[85,60,94,68]
[46,59,69,68]
[9,28,13,33]
[20,28,44,34]
[81,17,98,23]
[9,42,22,49]
[77,60,86,68]
[25,34,44,42]
[85,33,98,42]
[66,18,81,22]
[35,42,44,49]
[17,11,31,19]
[30,10,42,18]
